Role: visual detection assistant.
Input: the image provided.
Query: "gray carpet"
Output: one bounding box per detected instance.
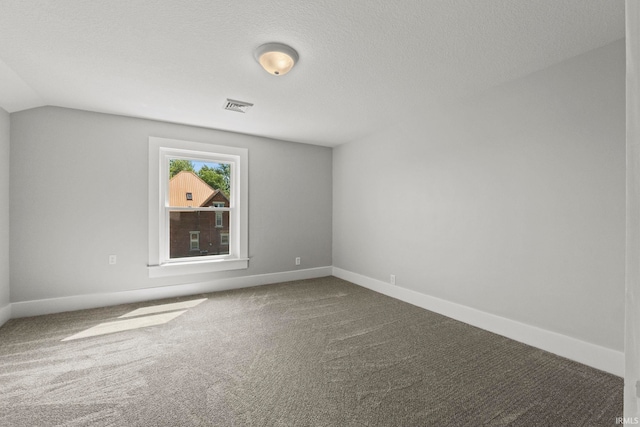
[0,276,623,426]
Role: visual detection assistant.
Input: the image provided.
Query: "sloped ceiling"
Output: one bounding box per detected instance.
[0,0,624,146]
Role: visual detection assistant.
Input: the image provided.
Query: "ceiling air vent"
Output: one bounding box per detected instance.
[224,99,253,113]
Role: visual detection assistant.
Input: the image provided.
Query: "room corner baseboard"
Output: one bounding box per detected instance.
[332,267,624,377]
[11,266,333,319]
[0,303,11,328]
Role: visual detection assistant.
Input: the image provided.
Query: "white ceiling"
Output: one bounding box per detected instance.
[0,0,624,147]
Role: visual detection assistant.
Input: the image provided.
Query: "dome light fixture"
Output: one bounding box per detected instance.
[254,43,299,76]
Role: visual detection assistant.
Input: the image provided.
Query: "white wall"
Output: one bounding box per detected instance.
[0,107,9,323]
[10,107,332,303]
[333,40,625,352]
[626,0,640,416]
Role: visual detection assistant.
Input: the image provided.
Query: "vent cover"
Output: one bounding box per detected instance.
[224,99,253,113]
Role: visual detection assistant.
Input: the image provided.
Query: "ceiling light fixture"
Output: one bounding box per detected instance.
[254,43,299,76]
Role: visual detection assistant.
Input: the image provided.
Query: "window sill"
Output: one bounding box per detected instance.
[148,258,249,278]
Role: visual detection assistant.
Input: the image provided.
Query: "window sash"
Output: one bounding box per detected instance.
[165,206,232,261]
[161,152,235,263]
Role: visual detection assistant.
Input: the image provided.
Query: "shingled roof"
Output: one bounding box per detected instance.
[169,171,215,207]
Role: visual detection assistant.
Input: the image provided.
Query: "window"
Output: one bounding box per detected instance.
[148,137,248,277]
[213,202,225,228]
[189,231,200,251]
[220,233,229,246]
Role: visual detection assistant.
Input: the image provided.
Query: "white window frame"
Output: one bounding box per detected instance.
[148,137,248,277]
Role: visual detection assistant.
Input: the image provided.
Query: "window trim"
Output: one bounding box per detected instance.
[148,137,248,277]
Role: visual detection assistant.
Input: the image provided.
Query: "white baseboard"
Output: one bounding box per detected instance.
[0,303,11,328]
[11,266,332,319]
[332,267,624,377]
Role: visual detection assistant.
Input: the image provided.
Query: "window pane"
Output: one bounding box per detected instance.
[168,159,231,207]
[170,211,230,258]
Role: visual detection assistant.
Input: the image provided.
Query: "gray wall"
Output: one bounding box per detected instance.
[333,40,626,351]
[0,107,9,310]
[10,107,332,302]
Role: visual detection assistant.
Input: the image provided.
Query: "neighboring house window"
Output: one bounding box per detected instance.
[148,137,248,277]
[220,233,229,246]
[213,202,225,228]
[190,231,200,250]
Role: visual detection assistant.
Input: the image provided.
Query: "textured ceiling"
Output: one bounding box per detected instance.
[0,0,625,146]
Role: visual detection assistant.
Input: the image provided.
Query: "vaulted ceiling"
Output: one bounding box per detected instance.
[0,0,624,146]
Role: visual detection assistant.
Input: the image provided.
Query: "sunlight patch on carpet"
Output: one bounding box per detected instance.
[118,298,207,318]
[61,310,187,341]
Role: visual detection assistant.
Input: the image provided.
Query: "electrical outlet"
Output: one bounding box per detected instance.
[390,274,396,285]
[109,255,117,265]
[295,257,301,266]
